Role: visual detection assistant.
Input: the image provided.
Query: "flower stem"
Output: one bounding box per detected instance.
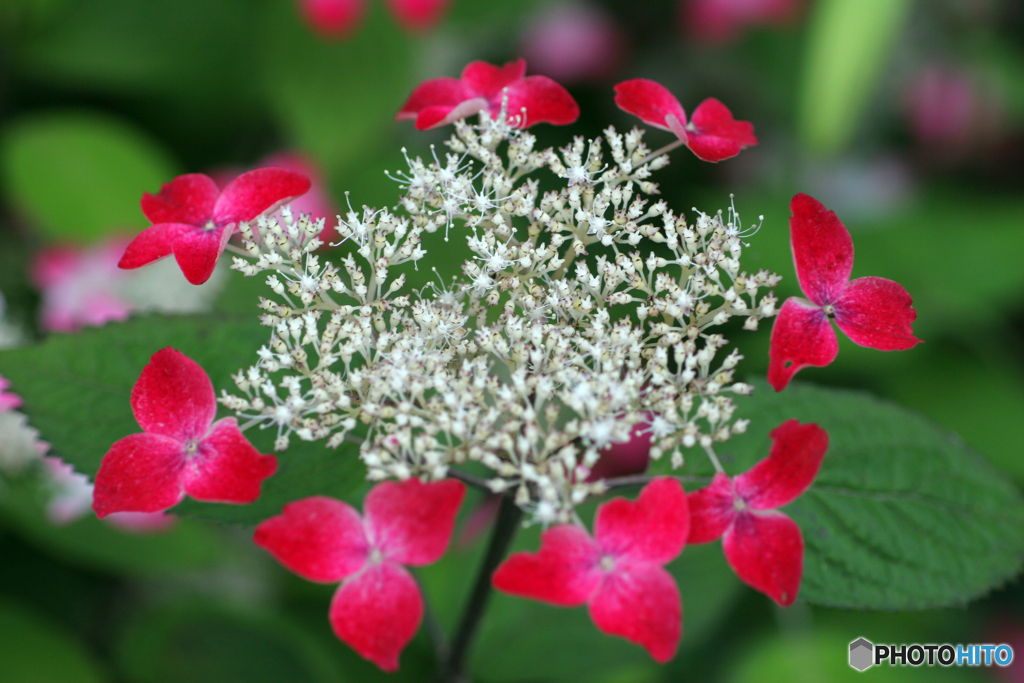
[441,494,522,682]
[635,138,686,167]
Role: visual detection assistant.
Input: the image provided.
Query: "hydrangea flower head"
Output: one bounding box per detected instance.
[93,348,277,517]
[118,168,311,285]
[493,478,689,662]
[397,58,580,130]
[687,420,827,606]
[767,193,921,391]
[254,479,466,671]
[613,78,757,162]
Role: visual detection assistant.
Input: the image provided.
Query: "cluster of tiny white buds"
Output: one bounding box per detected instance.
[220,112,781,525]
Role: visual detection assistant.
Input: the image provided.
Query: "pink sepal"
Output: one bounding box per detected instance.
[171,223,232,285]
[835,277,920,351]
[504,76,581,128]
[140,174,219,226]
[105,511,176,533]
[93,433,188,517]
[396,77,468,122]
[723,511,803,607]
[213,167,312,226]
[789,192,854,304]
[493,478,687,662]
[364,478,465,565]
[462,59,528,95]
[736,420,828,510]
[125,169,310,285]
[767,297,837,392]
[612,78,688,132]
[254,480,465,671]
[686,98,758,162]
[329,562,422,672]
[595,477,689,564]
[385,0,449,32]
[131,347,216,439]
[299,0,365,39]
[613,80,756,162]
[589,561,681,664]
[686,420,826,607]
[254,496,369,582]
[118,222,193,270]
[183,418,279,504]
[93,348,276,518]
[587,420,652,482]
[768,194,920,390]
[685,472,734,544]
[0,374,22,412]
[492,525,603,606]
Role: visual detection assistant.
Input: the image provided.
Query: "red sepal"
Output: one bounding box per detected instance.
[397,58,579,130]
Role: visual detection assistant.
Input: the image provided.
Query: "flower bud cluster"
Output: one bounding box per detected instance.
[222,107,779,524]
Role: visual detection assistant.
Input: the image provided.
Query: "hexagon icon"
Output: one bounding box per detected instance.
[849,637,874,671]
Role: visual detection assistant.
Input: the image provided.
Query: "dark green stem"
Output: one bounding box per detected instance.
[441,494,523,682]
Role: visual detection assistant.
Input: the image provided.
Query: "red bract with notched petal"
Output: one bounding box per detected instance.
[93,348,277,518]
[254,479,466,671]
[119,168,311,285]
[767,194,921,391]
[493,478,689,662]
[396,58,580,131]
[688,420,827,606]
[613,78,757,162]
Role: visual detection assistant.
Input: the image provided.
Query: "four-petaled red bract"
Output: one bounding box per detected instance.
[613,78,757,162]
[254,479,466,671]
[119,168,311,285]
[93,348,277,518]
[396,58,580,130]
[768,193,921,391]
[493,478,689,662]
[687,420,827,606]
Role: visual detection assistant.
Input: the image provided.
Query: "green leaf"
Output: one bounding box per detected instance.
[651,380,1024,610]
[0,112,176,243]
[0,599,107,683]
[0,314,366,526]
[0,471,225,575]
[116,602,346,683]
[884,347,1024,483]
[798,0,913,154]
